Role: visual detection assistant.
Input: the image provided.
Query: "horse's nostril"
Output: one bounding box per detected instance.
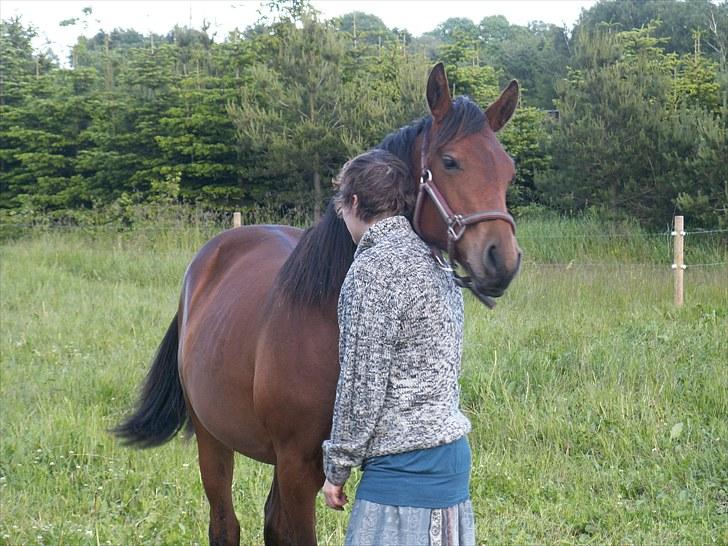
[484,244,499,274]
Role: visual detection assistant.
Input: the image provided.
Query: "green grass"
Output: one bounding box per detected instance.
[1,221,726,545]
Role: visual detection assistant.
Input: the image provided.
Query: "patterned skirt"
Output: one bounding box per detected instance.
[344,499,475,546]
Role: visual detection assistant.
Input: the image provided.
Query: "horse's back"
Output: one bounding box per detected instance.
[179,224,302,463]
[181,224,301,323]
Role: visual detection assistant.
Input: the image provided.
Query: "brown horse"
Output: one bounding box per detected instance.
[114,63,521,545]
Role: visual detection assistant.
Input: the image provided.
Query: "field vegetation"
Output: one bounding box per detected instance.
[1,215,726,545]
[2,0,726,542]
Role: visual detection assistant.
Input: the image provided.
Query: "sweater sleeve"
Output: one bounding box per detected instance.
[322,272,403,485]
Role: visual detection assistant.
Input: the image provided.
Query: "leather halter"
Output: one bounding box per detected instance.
[412,127,516,308]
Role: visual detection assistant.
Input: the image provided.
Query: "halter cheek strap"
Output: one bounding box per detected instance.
[412,127,517,309]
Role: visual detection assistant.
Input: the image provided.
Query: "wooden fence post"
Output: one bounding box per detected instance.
[672,215,685,306]
[233,212,241,228]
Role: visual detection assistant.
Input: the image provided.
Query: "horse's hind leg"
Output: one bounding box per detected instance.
[264,454,322,546]
[193,416,240,546]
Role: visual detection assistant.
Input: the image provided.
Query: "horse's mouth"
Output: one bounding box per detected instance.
[481,286,505,298]
[454,262,506,309]
[470,288,498,309]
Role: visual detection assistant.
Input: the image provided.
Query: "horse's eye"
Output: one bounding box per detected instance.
[442,155,459,170]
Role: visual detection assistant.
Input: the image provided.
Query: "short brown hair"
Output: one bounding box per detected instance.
[333,149,414,222]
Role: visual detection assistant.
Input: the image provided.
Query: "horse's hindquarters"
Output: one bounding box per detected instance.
[178,225,301,464]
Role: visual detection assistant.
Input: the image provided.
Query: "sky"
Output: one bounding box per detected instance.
[3,0,597,63]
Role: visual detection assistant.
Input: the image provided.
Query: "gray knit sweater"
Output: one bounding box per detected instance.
[323,215,470,486]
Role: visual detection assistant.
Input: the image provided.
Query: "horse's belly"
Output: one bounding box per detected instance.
[181,291,278,463]
[253,306,341,455]
[184,344,276,464]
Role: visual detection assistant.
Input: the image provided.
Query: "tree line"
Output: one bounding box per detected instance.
[1,0,726,228]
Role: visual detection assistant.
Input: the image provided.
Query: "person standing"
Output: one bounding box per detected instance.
[322,148,475,546]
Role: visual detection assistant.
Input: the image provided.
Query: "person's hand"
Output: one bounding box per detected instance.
[322,478,348,510]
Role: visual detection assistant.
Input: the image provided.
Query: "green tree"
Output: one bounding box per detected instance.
[333,12,396,49]
[75,44,178,204]
[433,19,501,104]
[472,16,572,109]
[538,23,726,227]
[228,10,349,218]
[426,17,480,44]
[575,0,725,59]
[155,37,252,206]
[337,43,430,152]
[500,107,551,209]
[1,18,102,212]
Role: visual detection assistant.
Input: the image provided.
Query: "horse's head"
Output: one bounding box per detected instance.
[413,63,521,306]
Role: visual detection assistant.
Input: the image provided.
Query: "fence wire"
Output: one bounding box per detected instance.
[685,229,728,235]
[1,222,725,269]
[1,223,726,234]
[687,262,728,268]
[524,262,728,267]
[519,233,671,240]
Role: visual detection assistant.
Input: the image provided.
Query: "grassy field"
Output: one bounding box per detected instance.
[1,218,726,545]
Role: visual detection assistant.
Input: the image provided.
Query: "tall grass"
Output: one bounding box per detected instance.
[1,218,726,545]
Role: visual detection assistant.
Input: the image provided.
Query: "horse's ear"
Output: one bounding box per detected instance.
[485,80,519,132]
[426,62,452,123]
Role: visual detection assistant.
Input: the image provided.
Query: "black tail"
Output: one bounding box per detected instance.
[113,314,189,448]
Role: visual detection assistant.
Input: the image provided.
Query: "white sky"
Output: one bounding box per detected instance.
[3,0,596,63]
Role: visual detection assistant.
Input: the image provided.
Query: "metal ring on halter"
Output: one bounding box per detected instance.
[420,169,432,184]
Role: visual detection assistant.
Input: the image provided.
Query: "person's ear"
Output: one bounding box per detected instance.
[351,194,359,211]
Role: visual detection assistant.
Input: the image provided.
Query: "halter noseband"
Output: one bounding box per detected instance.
[412,127,516,308]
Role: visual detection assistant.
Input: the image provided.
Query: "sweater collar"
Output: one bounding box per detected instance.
[355,215,412,257]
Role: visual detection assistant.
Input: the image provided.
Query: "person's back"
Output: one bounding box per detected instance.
[332,215,469,468]
[322,149,476,546]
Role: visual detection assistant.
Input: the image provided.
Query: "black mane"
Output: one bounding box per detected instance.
[274,200,355,310]
[274,96,486,310]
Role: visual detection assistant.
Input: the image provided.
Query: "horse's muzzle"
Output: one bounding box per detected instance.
[472,247,521,298]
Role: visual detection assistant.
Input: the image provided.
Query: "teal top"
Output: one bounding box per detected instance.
[355,436,471,509]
